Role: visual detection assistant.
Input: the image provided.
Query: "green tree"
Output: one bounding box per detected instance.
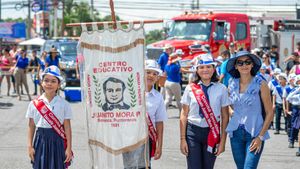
[63,0,123,36]
[3,18,24,22]
[63,0,102,36]
[146,29,164,45]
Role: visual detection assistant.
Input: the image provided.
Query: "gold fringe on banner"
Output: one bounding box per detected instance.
[80,39,145,53]
[88,138,147,155]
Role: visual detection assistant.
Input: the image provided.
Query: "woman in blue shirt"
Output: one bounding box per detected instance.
[12,49,31,101]
[45,47,60,68]
[226,51,273,169]
[164,52,183,114]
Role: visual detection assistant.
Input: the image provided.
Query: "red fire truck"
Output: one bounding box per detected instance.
[147,11,251,60]
[147,11,300,71]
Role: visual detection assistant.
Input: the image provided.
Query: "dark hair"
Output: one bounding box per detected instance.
[42,75,61,83]
[4,48,10,53]
[234,57,257,77]
[193,65,219,84]
[292,52,299,57]
[103,77,126,92]
[238,47,244,51]
[221,50,230,57]
[271,45,278,49]
[297,42,300,46]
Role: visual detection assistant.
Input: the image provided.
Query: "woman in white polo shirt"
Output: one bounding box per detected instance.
[180,54,230,169]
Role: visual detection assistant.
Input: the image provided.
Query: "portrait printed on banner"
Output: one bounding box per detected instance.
[102,77,130,111]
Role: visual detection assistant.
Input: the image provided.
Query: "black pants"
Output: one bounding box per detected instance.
[275,103,284,131]
[186,123,216,169]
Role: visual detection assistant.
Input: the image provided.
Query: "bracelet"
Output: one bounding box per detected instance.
[180,137,186,140]
[258,135,264,141]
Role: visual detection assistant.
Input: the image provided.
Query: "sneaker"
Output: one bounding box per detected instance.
[274,131,280,135]
[288,142,294,148]
[296,151,300,156]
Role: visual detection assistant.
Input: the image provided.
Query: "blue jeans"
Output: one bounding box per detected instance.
[230,126,264,169]
[186,123,216,169]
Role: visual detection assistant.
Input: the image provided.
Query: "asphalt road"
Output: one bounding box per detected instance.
[0,78,299,169]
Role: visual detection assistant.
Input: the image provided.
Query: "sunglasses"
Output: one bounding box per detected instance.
[236,60,252,66]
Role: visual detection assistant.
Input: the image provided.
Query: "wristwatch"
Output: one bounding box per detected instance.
[258,135,264,141]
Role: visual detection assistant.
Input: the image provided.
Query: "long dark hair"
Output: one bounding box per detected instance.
[193,65,219,84]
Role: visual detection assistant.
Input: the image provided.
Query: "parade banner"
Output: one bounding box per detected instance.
[79,22,148,169]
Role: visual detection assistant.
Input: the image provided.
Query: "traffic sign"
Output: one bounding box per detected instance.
[32,2,41,12]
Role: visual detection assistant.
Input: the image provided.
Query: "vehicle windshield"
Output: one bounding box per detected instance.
[59,43,77,61]
[167,20,212,41]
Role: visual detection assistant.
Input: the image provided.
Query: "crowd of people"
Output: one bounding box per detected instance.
[0,45,63,101]
[2,41,300,169]
[155,42,300,168]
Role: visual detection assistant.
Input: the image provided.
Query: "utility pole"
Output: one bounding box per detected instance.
[0,0,2,21]
[91,0,94,20]
[42,0,45,38]
[61,0,65,36]
[27,0,31,39]
[53,0,58,37]
[0,0,2,49]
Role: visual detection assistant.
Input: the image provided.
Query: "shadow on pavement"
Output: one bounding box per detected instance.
[0,102,14,109]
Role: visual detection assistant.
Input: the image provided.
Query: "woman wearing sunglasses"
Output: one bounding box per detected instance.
[226,51,273,169]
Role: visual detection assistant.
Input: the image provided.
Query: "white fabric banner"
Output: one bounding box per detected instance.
[78,23,148,169]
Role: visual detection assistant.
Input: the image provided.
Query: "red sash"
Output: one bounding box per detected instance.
[190,83,220,153]
[33,98,73,168]
[146,113,157,158]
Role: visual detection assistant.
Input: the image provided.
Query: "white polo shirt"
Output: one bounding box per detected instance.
[181,82,231,127]
[26,94,73,128]
[272,85,285,104]
[146,88,167,127]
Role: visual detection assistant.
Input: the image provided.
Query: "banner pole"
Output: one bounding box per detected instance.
[109,0,117,29]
